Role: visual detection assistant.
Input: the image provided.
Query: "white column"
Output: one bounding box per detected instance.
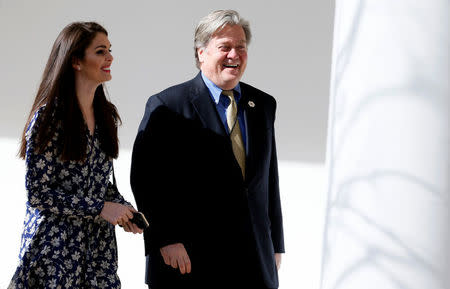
[321,1,449,289]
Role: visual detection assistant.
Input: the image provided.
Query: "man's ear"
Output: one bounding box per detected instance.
[72,57,81,71]
[197,47,205,63]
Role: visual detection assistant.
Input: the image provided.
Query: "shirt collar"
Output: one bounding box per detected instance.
[201,72,242,104]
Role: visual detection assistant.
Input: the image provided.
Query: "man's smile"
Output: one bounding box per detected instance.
[223,64,239,68]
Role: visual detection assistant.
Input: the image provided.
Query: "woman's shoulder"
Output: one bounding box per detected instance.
[25,105,60,141]
[25,106,46,138]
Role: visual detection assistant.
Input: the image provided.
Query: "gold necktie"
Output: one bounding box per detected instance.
[223,90,246,178]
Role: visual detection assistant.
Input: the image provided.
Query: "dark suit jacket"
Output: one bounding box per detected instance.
[130,73,284,288]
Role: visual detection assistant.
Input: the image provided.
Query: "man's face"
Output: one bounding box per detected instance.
[198,24,248,90]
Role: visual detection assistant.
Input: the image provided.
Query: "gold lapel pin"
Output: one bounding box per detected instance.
[248,101,255,107]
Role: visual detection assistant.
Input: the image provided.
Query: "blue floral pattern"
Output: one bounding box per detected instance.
[9,108,129,289]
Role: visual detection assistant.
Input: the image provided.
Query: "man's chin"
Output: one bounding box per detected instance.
[221,75,241,85]
[219,81,240,90]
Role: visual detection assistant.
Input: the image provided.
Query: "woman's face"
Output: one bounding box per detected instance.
[75,33,113,85]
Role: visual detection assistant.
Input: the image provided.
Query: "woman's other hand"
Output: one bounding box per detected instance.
[121,221,144,234]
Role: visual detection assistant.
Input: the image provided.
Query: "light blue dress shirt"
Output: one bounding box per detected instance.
[201,72,248,152]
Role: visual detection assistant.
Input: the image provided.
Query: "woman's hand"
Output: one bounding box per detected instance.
[121,221,144,234]
[100,201,134,226]
[121,206,144,233]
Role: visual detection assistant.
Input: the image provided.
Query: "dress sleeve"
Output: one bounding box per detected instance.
[105,181,132,207]
[25,111,105,218]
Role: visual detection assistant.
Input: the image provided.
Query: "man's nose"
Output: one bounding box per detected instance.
[227,48,239,59]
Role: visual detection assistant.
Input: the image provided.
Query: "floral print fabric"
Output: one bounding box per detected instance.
[9,108,129,289]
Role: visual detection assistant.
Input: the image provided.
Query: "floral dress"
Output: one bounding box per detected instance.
[9,108,129,289]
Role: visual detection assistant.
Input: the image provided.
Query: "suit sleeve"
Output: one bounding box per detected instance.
[130,95,188,253]
[268,102,285,253]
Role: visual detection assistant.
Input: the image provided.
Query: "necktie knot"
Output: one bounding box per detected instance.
[222,89,234,98]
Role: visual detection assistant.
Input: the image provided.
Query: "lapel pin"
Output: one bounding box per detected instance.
[248,101,255,108]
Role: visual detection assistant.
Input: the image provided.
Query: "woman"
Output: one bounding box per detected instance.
[8,22,142,288]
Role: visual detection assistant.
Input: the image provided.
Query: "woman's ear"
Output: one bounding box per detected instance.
[72,57,81,71]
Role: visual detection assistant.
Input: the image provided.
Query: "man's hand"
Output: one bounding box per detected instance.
[160,243,192,274]
[275,253,282,271]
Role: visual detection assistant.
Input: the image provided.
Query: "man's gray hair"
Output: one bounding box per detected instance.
[194,10,251,69]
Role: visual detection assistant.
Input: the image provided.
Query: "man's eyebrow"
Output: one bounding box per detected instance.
[216,39,246,44]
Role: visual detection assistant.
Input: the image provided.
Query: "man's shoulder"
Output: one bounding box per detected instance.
[139,76,200,131]
[240,81,276,106]
[147,75,201,108]
[150,80,188,103]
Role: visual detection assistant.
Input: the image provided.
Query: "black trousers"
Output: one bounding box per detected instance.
[146,200,276,288]
[148,283,272,289]
[145,240,274,289]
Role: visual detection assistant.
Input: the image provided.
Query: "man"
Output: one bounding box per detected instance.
[131,10,284,289]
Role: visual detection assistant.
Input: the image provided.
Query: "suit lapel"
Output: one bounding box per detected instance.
[189,73,228,137]
[241,85,258,182]
[189,74,259,182]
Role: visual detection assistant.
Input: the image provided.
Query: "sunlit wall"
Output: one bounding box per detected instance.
[321,1,449,289]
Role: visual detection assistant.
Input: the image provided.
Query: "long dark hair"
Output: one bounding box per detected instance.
[19,22,121,161]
